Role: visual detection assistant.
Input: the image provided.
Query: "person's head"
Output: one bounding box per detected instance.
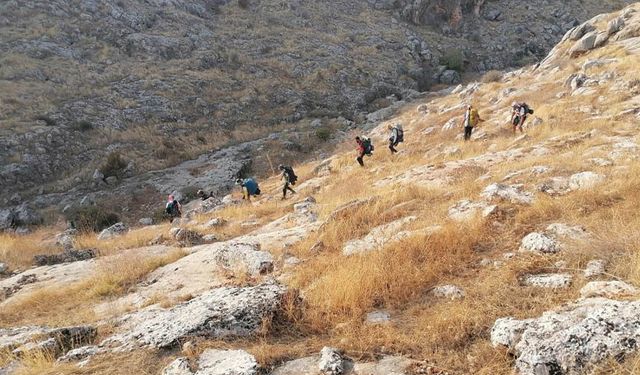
[387,124,393,130]
[168,194,174,202]
[468,104,472,110]
[197,189,204,197]
[235,178,243,185]
[512,101,518,108]
[278,164,285,171]
[355,136,361,141]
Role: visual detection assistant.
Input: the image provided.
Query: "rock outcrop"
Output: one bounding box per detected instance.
[492,298,640,375]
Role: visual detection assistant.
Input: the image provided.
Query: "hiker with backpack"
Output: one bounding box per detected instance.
[462,104,483,141]
[355,136,374,167]
[236,178,261,202]
[165,194,182,222]
[511,102,534,133]
[388,123,404,153]
[278,165,297,199]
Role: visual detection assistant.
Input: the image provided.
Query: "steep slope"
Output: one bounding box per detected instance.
[0,0,633,212]
[2,2,640,375]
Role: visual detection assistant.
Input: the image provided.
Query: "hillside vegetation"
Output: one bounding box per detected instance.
[2,2,640,375]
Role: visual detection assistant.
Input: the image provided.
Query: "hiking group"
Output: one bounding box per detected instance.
[163,101,532,216]
[460,101,534,141]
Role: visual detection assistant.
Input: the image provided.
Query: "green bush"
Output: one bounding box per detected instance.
[440,48,464,72]
[65,206,120,232]
[100,152,127,180]
[315,127,332,142]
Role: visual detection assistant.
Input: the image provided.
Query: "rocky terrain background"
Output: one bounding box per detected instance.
[2,2,640,374]
[0,0,633,224]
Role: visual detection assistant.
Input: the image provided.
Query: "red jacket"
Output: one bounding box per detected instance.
[356,139,365,153]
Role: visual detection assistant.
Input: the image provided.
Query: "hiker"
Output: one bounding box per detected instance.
[196,190,213,201]
[278,164,297,199]
[355,136,374,167]
[388,123,404,153]
[236,178,261,202]
[165,194,182,222]
[462,104,483,141]
[511,102,534,133]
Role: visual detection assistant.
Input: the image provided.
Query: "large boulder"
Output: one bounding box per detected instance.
[492,298,640,375]
[447,200,497,222]
[101,283,286,350]
[569,31,598,57]
[0,325,96,357]
[97,222,128,240]
[568,171,605,190]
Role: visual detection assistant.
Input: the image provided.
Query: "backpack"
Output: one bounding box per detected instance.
[520,103,534,115]
[165,200,178,216]
[284,167,298,185]
[395,127,404,143]
[362,137,374,155]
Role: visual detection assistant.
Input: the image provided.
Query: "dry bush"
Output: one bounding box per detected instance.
[481,70,503,83]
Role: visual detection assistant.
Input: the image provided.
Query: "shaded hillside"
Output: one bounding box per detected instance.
[0,0,632,209]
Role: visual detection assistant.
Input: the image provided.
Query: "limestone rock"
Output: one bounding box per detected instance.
[365,310,391,324]
[580,281,637,298]
[319,347,344,375]
[568,171,605,190]
[33,249,97,266]
[0,263,6,274]
[196,349,258,375]
[492,298,640,374]
[481,183,534,205]
[569,31,598,57]
[519,232,560,254]
[162,358,192,375]
[0,325,96,356]
[522,274,572,289]
[545,223,589,241]
[58,346,102,363]
[342,216,416,256]
[584,259,606,278]
[101,283,286,350]
[139,218,153,226]
[448,200,497,222]
[432,285,465,300]
[97,222,128,240]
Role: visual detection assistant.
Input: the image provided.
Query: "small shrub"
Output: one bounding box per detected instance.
[315,127,332,142]
[99,152,127,179]
[70,120,93,131]
[482,70,503,83]
[35,115,56,127]
[238,0,249,9]
[65,206,120,233]
[440,48,464,72]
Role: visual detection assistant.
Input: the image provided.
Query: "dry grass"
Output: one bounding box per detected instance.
[0,248,186,327]
[73,225,169,255]
[0,229,62,271]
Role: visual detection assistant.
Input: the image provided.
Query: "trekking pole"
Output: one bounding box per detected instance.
[266,152,275,175]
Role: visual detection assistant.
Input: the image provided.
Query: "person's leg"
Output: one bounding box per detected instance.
[389,140,397,153]
[282,183,287,199]
[357,152,364,166]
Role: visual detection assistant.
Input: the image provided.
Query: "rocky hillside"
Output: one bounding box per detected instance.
[0,0,633,219]
[2,2,640,375]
